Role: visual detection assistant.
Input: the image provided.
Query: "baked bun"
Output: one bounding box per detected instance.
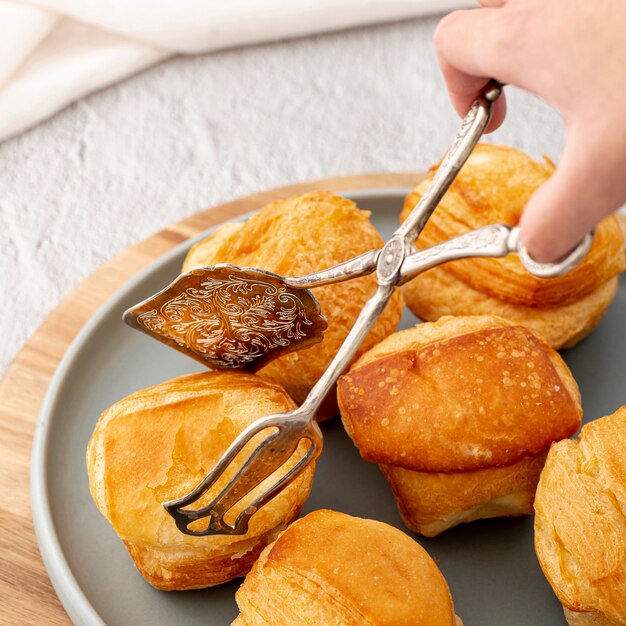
[232,509,462,625]
[534,406,626,626]
[400,144,625,349]
[338,315,582,537]
[183,191,403,420]
[86,371,315,590]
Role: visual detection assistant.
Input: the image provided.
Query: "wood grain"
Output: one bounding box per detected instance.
[0,173,420,625]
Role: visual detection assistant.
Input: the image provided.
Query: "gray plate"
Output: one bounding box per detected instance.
[31,189,626,626]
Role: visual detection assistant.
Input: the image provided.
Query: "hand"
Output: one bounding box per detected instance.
[434,0,626,262]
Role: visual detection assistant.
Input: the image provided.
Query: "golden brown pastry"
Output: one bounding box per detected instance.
[183,191,403,420]
[534,406,626,626]
[337,315,582,537]
[400,144,625,349]
[232,509,463,625]
[86,370,315,590]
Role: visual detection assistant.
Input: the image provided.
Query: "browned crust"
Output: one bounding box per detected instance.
[234,509,461,625]
[338,322,582,472]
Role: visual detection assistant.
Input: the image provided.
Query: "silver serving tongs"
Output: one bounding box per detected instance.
[160,81,593,536]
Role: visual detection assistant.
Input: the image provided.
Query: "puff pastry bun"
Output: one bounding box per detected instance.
[232,509,462,625]
[183,191,403,420]
[534,406,626,626]
[400,144,625,349]
[338,315,582,537]
[86,371,315,590]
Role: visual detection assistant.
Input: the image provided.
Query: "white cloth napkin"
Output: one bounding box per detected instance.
[0,0,475,142]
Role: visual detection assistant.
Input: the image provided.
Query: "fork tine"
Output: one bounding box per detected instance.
[233,437,321,534]
[206,425,303,515]
[163,414,285,524]
[163,411,313,535]
[173,434,321,536]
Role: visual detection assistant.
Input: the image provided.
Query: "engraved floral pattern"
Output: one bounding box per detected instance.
[135,273,320,368]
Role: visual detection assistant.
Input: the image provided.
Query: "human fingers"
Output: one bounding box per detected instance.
[519,128,626,262]
[478,0,508,6]
[436,54,507,133]
[434,8,514,131]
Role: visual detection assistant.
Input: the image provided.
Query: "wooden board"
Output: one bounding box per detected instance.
[0,173,420,625]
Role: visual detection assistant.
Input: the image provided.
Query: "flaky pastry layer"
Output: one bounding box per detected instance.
[233,509,462,626]
[382,453,546,537]
[402,266,618,350]
[87,370,315,590]
[182,191,403,420]
[400,144,625,348]
[534,406,626,626]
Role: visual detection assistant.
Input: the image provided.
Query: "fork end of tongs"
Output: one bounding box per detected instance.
[163,413,323,536]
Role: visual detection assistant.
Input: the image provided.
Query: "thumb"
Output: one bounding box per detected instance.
[519,128,622,263]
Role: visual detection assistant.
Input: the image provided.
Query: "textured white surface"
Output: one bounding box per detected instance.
[0,15,566,376]
[0,0,476,141]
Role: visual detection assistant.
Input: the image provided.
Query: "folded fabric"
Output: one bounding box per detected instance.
[0,0,475,142]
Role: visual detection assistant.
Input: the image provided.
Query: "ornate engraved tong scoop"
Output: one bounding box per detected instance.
[160,81,593,536]
[123,248,405,370]
[123,265,330,370]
